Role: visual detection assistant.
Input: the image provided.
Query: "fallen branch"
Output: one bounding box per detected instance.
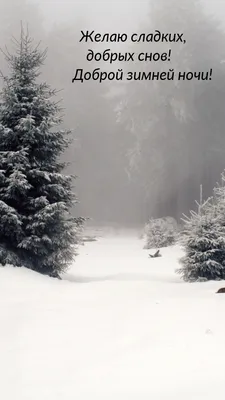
[149,249,162,258]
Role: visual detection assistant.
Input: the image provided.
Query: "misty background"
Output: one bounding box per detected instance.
[1,0,225,227]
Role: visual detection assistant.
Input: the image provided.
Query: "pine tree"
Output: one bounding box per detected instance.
[177,194,225,282]
[0,29,84,277]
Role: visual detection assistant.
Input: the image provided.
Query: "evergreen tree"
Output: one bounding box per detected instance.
[144,217,178,249]
[213,171,225,225]
[0,29,84,277]
[177,195,225,282]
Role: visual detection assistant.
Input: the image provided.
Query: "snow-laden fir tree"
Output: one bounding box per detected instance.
[0,29,84,277]
[213,171,225,227]
[177,189,225,282]
[144,217,178,249]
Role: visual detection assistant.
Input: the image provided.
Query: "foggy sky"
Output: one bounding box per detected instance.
[31,0,148,31]
[31,0,225,31]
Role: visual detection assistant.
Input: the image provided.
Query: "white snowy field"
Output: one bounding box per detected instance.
[1,232,225,400]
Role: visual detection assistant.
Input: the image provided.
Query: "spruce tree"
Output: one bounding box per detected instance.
[177,196,225,282]
[144,217,178,249]
[0,29,84,277]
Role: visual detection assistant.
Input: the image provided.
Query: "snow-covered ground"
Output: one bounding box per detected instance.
[1,231,225,400]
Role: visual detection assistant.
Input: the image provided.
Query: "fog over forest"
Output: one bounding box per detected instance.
[1,0,225,227]
[31,0,225,30]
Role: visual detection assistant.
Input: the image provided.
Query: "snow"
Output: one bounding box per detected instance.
[1,231,225,399]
